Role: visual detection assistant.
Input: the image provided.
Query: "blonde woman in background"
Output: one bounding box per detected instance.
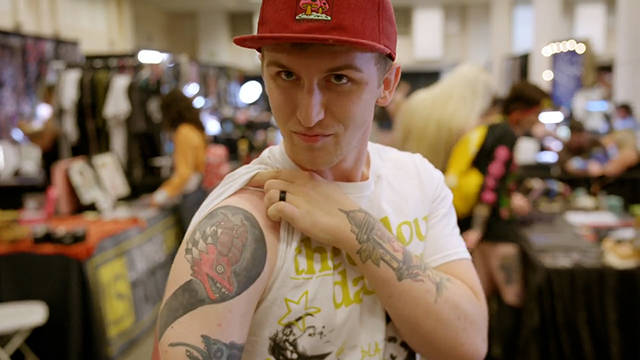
[394,63,494,171]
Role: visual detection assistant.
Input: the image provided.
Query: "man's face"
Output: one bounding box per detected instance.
[616,108,630,119]
[262,44,389,171]
[567,131,588,152]
[518,106,542,132]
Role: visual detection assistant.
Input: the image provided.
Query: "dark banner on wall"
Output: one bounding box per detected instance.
[85,210,181,359]
[552,51,584,110]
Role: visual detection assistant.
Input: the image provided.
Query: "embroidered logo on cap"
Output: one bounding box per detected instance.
[296,0,332,21]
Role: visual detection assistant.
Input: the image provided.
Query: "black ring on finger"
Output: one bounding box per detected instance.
[279,190,287,202]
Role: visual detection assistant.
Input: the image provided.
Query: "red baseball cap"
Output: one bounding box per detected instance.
[233,0,397,60]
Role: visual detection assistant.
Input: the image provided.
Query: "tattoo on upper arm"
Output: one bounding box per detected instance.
[157,206,267,340]
[340,208,450,301]
[169,335,244,360]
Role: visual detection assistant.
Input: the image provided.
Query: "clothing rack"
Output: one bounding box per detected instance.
[85,54,139,69]
[0,30,82,140]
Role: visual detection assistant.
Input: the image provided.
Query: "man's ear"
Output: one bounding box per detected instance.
[376,63,402,107]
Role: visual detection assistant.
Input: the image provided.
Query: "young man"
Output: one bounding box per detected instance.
[154,1,487,359]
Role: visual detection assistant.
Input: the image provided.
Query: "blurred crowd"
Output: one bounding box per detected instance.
[368,64,639,358]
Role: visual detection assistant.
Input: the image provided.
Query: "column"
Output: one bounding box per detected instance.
[197,11,232,66]
[613,0,640,116]
[0,0,16,30]
[490,0,512,96]
[197,11,260,72]
[465,4,490,68]
[529,0,570,91]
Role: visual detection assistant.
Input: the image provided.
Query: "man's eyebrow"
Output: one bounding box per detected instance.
[325,64,365,74]
[265,60,290,69]
[265,61,365,74]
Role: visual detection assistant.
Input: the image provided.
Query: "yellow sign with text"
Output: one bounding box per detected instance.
[96,256,135,339]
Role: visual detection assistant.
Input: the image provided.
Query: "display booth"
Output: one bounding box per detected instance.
[0,208,180,360]
[0,27,279,359]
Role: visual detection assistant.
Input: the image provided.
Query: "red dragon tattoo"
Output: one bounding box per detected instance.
[185,212,250,300]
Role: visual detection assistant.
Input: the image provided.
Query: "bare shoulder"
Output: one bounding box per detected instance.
[156,188,279,347]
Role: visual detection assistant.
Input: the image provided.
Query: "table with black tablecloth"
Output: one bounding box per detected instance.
[519,164,640,209]
[503,215,640,360]
[0,208,181,360]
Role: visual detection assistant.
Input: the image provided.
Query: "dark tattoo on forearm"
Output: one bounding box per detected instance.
[341,208,450,301]
[158,206,267,339]
[169,335,244,360]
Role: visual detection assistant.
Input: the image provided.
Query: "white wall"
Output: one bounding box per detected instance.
[512,3,534,55]
[574,2,608,56]
[0,0,135,55]
[133,2,171,52]
[398,4,492,71]
[464,4,491,67]
[0,0,15,31]
[197,11,260,73]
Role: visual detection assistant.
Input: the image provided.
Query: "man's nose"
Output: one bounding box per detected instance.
[297,82,325,127]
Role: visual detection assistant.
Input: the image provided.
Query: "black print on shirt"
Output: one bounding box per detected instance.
[268,314,332,360]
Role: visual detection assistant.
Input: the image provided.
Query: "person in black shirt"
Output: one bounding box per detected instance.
[446,81,551,305]
[445,81,550,359]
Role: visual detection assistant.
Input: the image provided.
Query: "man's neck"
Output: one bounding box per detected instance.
[297,146,371,183]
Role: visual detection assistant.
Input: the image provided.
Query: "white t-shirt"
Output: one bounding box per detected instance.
[190,142,470,360]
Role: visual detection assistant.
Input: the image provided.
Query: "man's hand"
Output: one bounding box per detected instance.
[462,229,482,250]
[587,160,604,177]
[510,192,530,216]
[246,169,360,249]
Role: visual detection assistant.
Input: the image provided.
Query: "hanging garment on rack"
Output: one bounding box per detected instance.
[92,69,111,152]
[78,69,99,156]
[102,73,132,167]
[57,68,83,146]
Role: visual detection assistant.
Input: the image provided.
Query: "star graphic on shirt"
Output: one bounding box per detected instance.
[277,290,322,332]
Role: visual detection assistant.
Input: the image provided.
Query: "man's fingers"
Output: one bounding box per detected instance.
[266,201,299,223]
[264,179,293,194]
[264,188,301,208]
[246,170,279,188]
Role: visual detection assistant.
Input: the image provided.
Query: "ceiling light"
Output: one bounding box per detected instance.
[560,41,569,52]
[239,80,263,105]
[137,50,167,64]
[192,96,206,109]
[542,70,555,82]
[539,111,564,124]
[182,82,200,98]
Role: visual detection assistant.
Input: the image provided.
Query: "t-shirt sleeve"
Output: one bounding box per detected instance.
[419,158,471,267]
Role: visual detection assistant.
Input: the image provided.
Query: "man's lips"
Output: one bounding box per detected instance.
[293,132,332,144]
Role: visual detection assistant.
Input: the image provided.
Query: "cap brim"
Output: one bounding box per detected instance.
[233,33,395,60]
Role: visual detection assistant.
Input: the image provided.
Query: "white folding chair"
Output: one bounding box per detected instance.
[0,301,49,360]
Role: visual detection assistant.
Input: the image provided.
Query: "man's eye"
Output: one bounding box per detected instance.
[279,71,297,80]
[330,74,349,84]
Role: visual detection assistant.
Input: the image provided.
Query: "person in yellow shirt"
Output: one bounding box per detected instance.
[152,89,208,228]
